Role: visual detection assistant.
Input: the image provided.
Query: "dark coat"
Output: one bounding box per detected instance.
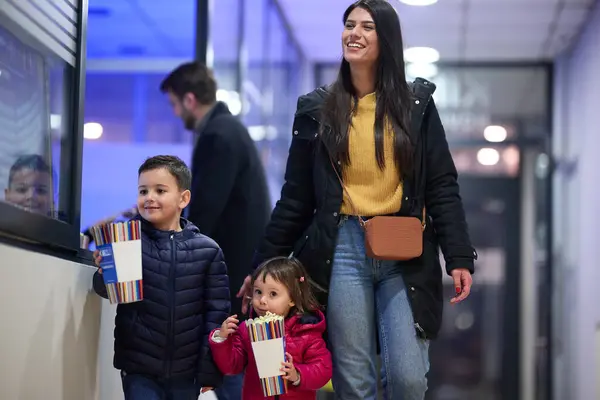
[188,102,271,319]
[251,82,477,339]
[93,217,230,385]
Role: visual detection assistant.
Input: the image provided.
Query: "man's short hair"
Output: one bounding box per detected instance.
[160,61,217,105]
[138,155,191,191]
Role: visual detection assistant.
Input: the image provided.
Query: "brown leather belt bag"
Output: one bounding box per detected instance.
[330,158,426,261]
[362,213,425,261]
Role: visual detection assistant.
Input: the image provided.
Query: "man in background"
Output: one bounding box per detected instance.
[160,62,271,400]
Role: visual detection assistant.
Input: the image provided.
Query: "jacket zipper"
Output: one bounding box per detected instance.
[165,233,176,377]
[414,322,427,339]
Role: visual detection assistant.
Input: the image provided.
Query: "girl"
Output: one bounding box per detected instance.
[209,257,332,400]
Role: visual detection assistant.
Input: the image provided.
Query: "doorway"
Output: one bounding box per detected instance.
[426,176,521,400]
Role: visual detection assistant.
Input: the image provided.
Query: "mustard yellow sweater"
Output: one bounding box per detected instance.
[340,93,403,216]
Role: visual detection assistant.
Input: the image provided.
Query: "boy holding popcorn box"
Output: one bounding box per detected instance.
[92,155,230,399]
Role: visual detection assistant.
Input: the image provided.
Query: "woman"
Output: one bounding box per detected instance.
[239,0,476,399]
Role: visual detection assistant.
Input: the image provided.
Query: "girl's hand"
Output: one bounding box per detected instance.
[93,250,103,273]
[219,315,239,339]
[281,352,300,384]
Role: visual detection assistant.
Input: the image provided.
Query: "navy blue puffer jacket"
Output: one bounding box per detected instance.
[93,217,230,386]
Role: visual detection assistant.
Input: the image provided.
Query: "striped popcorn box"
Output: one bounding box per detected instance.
[247,312,287,397]
[91,220,143,304]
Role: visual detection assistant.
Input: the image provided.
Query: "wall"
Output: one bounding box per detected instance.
[552,2,600,399]
[0,243,103,400]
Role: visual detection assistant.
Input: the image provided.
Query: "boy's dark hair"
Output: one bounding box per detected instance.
[138,155,191,191]
[160,61,217,105]
[251,257,320,315]
[8,154,51,186]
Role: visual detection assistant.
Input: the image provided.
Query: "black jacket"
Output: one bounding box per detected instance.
[187,102,271,318]
[252,81,476,339]
[93,217,230,384]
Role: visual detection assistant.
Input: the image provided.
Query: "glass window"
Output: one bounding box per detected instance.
[82,0,197,231]
[211,0,241,92]
[242,0,305,205]
[0,24,62,219]
[0,0,84,249]
[83,73,188,144]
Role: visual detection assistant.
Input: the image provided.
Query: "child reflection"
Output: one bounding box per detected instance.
[4,154,53,216]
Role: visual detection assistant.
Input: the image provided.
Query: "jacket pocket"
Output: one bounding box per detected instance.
[401,240,443,338]
[407,285,440,339]
[291,223,317,258]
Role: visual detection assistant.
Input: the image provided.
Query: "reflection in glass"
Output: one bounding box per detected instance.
[0,22,69,221]
[5,155,53,216]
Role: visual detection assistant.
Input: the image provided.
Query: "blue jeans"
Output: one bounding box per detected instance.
[214,373,244,400]
[328,217,430,400]
[121,372,199,400]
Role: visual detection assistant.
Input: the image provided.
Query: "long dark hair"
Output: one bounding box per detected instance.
[321,0,414,176]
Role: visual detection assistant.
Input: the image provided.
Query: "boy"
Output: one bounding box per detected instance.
[4,154,53,216]
[92,155,230,399]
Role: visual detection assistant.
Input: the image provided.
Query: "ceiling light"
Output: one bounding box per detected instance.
[483,125,507,142]
[248,125,278,141]
[217,89,243,116]
[502,146,520,167]
[404,47,440,64]
[406,62,438,79]
[399,0,438,5]
[84,122,103,139]
[216,89,229,102]
[477,148,500,166]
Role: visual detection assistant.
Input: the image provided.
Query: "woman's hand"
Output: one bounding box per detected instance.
[93,250,103,274]
[450,268,472,304]
[218,315,239,339]
[236,275,253,313]
[280,352,300,384]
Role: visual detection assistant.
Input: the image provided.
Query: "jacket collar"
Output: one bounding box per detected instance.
[295,86,331,122]
[134,215,199,240]
[194,101,230,135]
[285,309,327,335]
[295,79,433,125]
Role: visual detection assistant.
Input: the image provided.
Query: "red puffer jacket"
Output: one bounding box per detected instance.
[209,310,332,400]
